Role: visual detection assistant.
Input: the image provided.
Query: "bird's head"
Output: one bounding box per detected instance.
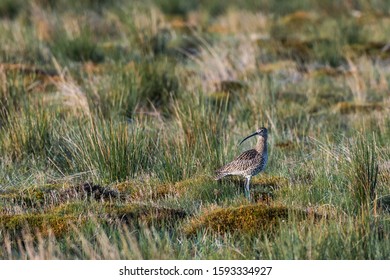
[239,127,268,145]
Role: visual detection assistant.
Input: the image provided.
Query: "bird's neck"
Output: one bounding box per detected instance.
[255,136,267,153]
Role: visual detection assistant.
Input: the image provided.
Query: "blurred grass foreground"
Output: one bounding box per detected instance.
[0,0,390,259]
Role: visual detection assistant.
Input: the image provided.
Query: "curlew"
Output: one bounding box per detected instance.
[215,127,268,199]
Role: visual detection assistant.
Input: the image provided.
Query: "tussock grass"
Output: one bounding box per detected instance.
[349,135,379,215]
[52,30,105,63]
[61,118,155,182]
[0,104,55,160]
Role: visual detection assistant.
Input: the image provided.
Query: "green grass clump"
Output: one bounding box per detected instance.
[138,58,179,110]
[61,118,155,182]
[349,135,379,216]
[52,30,104,63]
[0,105,55,160]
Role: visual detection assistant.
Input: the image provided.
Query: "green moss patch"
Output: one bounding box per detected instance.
[0,183,119,213]
[0,201,187,238]
[174,175,214,195]
[251,175,288,188]
[0,213,82,237]
[184,204,309,236]
[51,201,104,216]
[106,203,187,226]
[114,180,183,201]
[224,175,288,190]
[52,201,187,225]
[0,185,63,209]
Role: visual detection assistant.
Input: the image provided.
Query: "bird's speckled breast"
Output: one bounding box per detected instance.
[250,153,267,176]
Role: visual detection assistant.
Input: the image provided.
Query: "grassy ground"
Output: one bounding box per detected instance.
[0,0,390,259]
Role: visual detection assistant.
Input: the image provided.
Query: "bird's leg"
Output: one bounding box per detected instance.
[245,176,251,200]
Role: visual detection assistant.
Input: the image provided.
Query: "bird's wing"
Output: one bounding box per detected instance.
[216,149,258,174]
[235,149,258,161]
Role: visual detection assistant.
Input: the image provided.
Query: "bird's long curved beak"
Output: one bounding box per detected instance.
[239,132,258,145]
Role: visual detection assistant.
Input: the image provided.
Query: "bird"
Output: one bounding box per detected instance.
[215,127,268,199]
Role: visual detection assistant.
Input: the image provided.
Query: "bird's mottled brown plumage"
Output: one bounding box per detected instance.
[215,127,268,199]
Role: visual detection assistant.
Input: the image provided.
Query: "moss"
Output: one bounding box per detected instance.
[174,175,213,195]
[114,180,176,201]
[0,183,118,213]
[52,201,105,216]
[250,176,289,202]
[115,178,215,202]
[153,183,176,198]
[141,183,180,200]
[1,200,186,237]
[0,186,56,209]
[252,190,274,204]
[114,180,138,194]
[107,203,187,226]
[171,175,232,202]
[226,175,288,190]
[184,204,307,236]
[200,175,287,202]
[0,213,81,237]
[52,201,187,226]
[174,175,212,189]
